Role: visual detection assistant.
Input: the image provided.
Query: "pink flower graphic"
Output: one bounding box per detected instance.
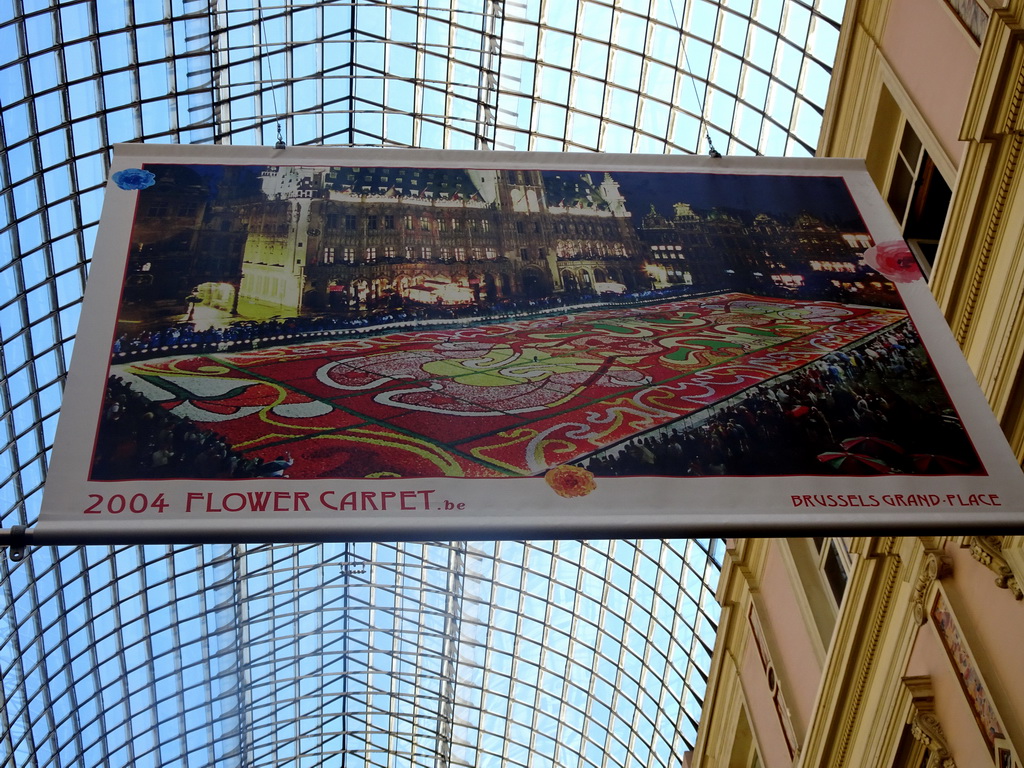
[862,240,921,283]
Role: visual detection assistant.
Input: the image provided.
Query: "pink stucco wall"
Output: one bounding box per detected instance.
[740,638,794,768]
[756,543,823,735]
[906,625,1000,767]
[881,0,980,166]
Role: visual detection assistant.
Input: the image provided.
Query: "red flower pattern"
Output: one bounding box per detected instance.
[545,465,597,498]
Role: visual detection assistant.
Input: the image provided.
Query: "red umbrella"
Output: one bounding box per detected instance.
[839,436,905,457]
[817,451,892,475]
[910,453,972,474]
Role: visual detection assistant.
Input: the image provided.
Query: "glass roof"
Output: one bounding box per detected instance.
[0,1,844,765]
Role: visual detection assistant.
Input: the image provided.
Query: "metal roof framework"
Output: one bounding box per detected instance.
[0,1,843,765]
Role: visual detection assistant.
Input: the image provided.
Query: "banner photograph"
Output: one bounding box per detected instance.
[38,146,1024,542]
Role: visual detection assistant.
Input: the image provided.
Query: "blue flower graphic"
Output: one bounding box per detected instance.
[112,168,156,191]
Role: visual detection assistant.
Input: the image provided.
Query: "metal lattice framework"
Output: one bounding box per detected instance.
[0,1,844,765]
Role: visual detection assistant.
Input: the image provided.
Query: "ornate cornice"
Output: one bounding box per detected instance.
[912,552,953,624]
[968,535,1023,599]
[910,711,957,768]
[868,536,900,557]
[904,676,956,768]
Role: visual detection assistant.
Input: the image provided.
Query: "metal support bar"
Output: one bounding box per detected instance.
[0,522,1014,550]
[5,526,30,562]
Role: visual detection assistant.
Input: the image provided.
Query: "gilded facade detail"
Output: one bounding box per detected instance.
[954,130,1022,346]
[967,535,1023,599]
[912,551,952,625]
[904,676,957,768]
[833,550,902,768]
[910,710,957,768]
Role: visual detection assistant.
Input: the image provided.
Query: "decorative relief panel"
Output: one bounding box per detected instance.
[930,587,1007,751]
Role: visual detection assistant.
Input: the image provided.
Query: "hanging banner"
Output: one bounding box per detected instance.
[35,145,1024,543]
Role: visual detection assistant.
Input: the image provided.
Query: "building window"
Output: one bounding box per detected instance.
[886,122,952,275]
[323,247,335,265]
[813,537,851,608]
[343,247,355,263]
[420,216,430,231]
[367,215,378,230]
[720,702,761,768]
[345,214,357,230]
[785,538,851,650]
[384,214,395,230]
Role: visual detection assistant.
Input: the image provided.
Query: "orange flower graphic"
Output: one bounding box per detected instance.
[545,465,597,498]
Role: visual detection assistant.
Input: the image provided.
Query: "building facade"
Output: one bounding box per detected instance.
[690,1,1024,767]
[120,161,881,330]
[0,1,850,764]
[820,0,1024,462]
[691,535,1023,768]
[637,204,879,304]
[238,166,649,316]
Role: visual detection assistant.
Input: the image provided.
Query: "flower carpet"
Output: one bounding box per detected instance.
[109,293,910,479]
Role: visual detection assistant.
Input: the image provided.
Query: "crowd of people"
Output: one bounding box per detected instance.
[92,376,292,480]
[110,286,695,361]
[581,322,980,477]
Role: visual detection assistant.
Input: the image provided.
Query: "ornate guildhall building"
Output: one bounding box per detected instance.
[237,165,649,315]
[219,164,878,317]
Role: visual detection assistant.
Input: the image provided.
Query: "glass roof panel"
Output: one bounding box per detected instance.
[0,0,845,764]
